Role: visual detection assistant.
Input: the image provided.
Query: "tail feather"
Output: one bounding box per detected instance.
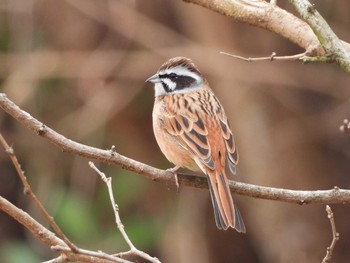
[233,201,246,233]
[206,172,246,233]
[207,179,227,230]
[194,158,245,232]
[218,172,235,221]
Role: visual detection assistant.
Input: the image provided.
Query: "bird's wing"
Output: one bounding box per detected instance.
[162,108,215,170]
[162,92,238,174]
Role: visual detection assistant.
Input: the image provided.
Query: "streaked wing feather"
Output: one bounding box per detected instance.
[163,111,216,170]
[219,114,238,174]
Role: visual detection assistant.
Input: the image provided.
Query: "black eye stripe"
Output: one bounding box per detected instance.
[175,76,196,90]
[159,74,196,90]
[159,73,177,79]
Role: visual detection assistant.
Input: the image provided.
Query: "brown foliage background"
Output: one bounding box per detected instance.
[0,0,350,262]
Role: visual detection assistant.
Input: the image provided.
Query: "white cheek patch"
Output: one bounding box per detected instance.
[154,78,177,97]
[154,83,166,97]
[154,82,199,96]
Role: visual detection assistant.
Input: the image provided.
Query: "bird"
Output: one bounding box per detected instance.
[146,57,245,232]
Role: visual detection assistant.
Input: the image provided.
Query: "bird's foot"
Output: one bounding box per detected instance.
[167,165,181,192]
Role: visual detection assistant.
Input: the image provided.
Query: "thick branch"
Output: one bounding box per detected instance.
[183,0,350,72]
[183,0,324,54]
[1,92,350,205]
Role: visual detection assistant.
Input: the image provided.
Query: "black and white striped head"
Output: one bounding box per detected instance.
[146,57,205,97]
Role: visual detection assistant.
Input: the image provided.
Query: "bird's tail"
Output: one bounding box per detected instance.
[206,170,246,232]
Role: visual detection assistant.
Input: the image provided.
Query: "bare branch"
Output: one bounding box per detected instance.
[321,206,340,263]
[0,195,65,247]
[89,162,161,263]
[220,51,309,62]
[1,196,123,262]
[0,133,78,252]
[183,0,324,54]
[0,133,146,263]
[0,195,135,262]
[288,0,350,73]
[184,0,350,72]
[1,92,350,205]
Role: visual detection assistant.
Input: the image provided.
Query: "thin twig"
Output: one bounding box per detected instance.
[1,93,350,205]
[0,196,133,263]
[89,162,161,263]
[0,196,122,262]
[220,51,309,62]
[0,133,140,262]
[0,133,78,252]
[321,205,339,263]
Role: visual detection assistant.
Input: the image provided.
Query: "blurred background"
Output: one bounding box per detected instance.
[0,0,350,262]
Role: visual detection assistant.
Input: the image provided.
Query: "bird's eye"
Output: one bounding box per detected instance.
[169,73,177,79]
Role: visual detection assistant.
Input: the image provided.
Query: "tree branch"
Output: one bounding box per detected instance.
[183,0,324,54]
[220,51,310,62]
[183,0,350,72]
[89,162,161,263]
[0,195,65,248]
[1,92,350,205]
[0,196,122,263]
[321,205,339,263]
[0,133,78,253]
[288,0,350,72]
[0,133,151,263]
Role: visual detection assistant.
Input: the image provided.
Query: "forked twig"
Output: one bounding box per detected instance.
[220,51,309,62]
[321,205,339,263]
[0,133,136,262]
[89,162,161,263]
[0,133,78,252]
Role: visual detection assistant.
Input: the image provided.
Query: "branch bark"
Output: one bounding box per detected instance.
[183,0,324,54]
[183,0,350,72]
[0,196,120,263]
[1,92,350,205]
[321,205,339,263]
[288,0,350,72]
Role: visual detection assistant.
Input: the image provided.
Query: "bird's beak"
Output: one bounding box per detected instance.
[145,73,161,83]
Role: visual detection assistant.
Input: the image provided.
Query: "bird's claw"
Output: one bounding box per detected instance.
[167,166,180,192]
